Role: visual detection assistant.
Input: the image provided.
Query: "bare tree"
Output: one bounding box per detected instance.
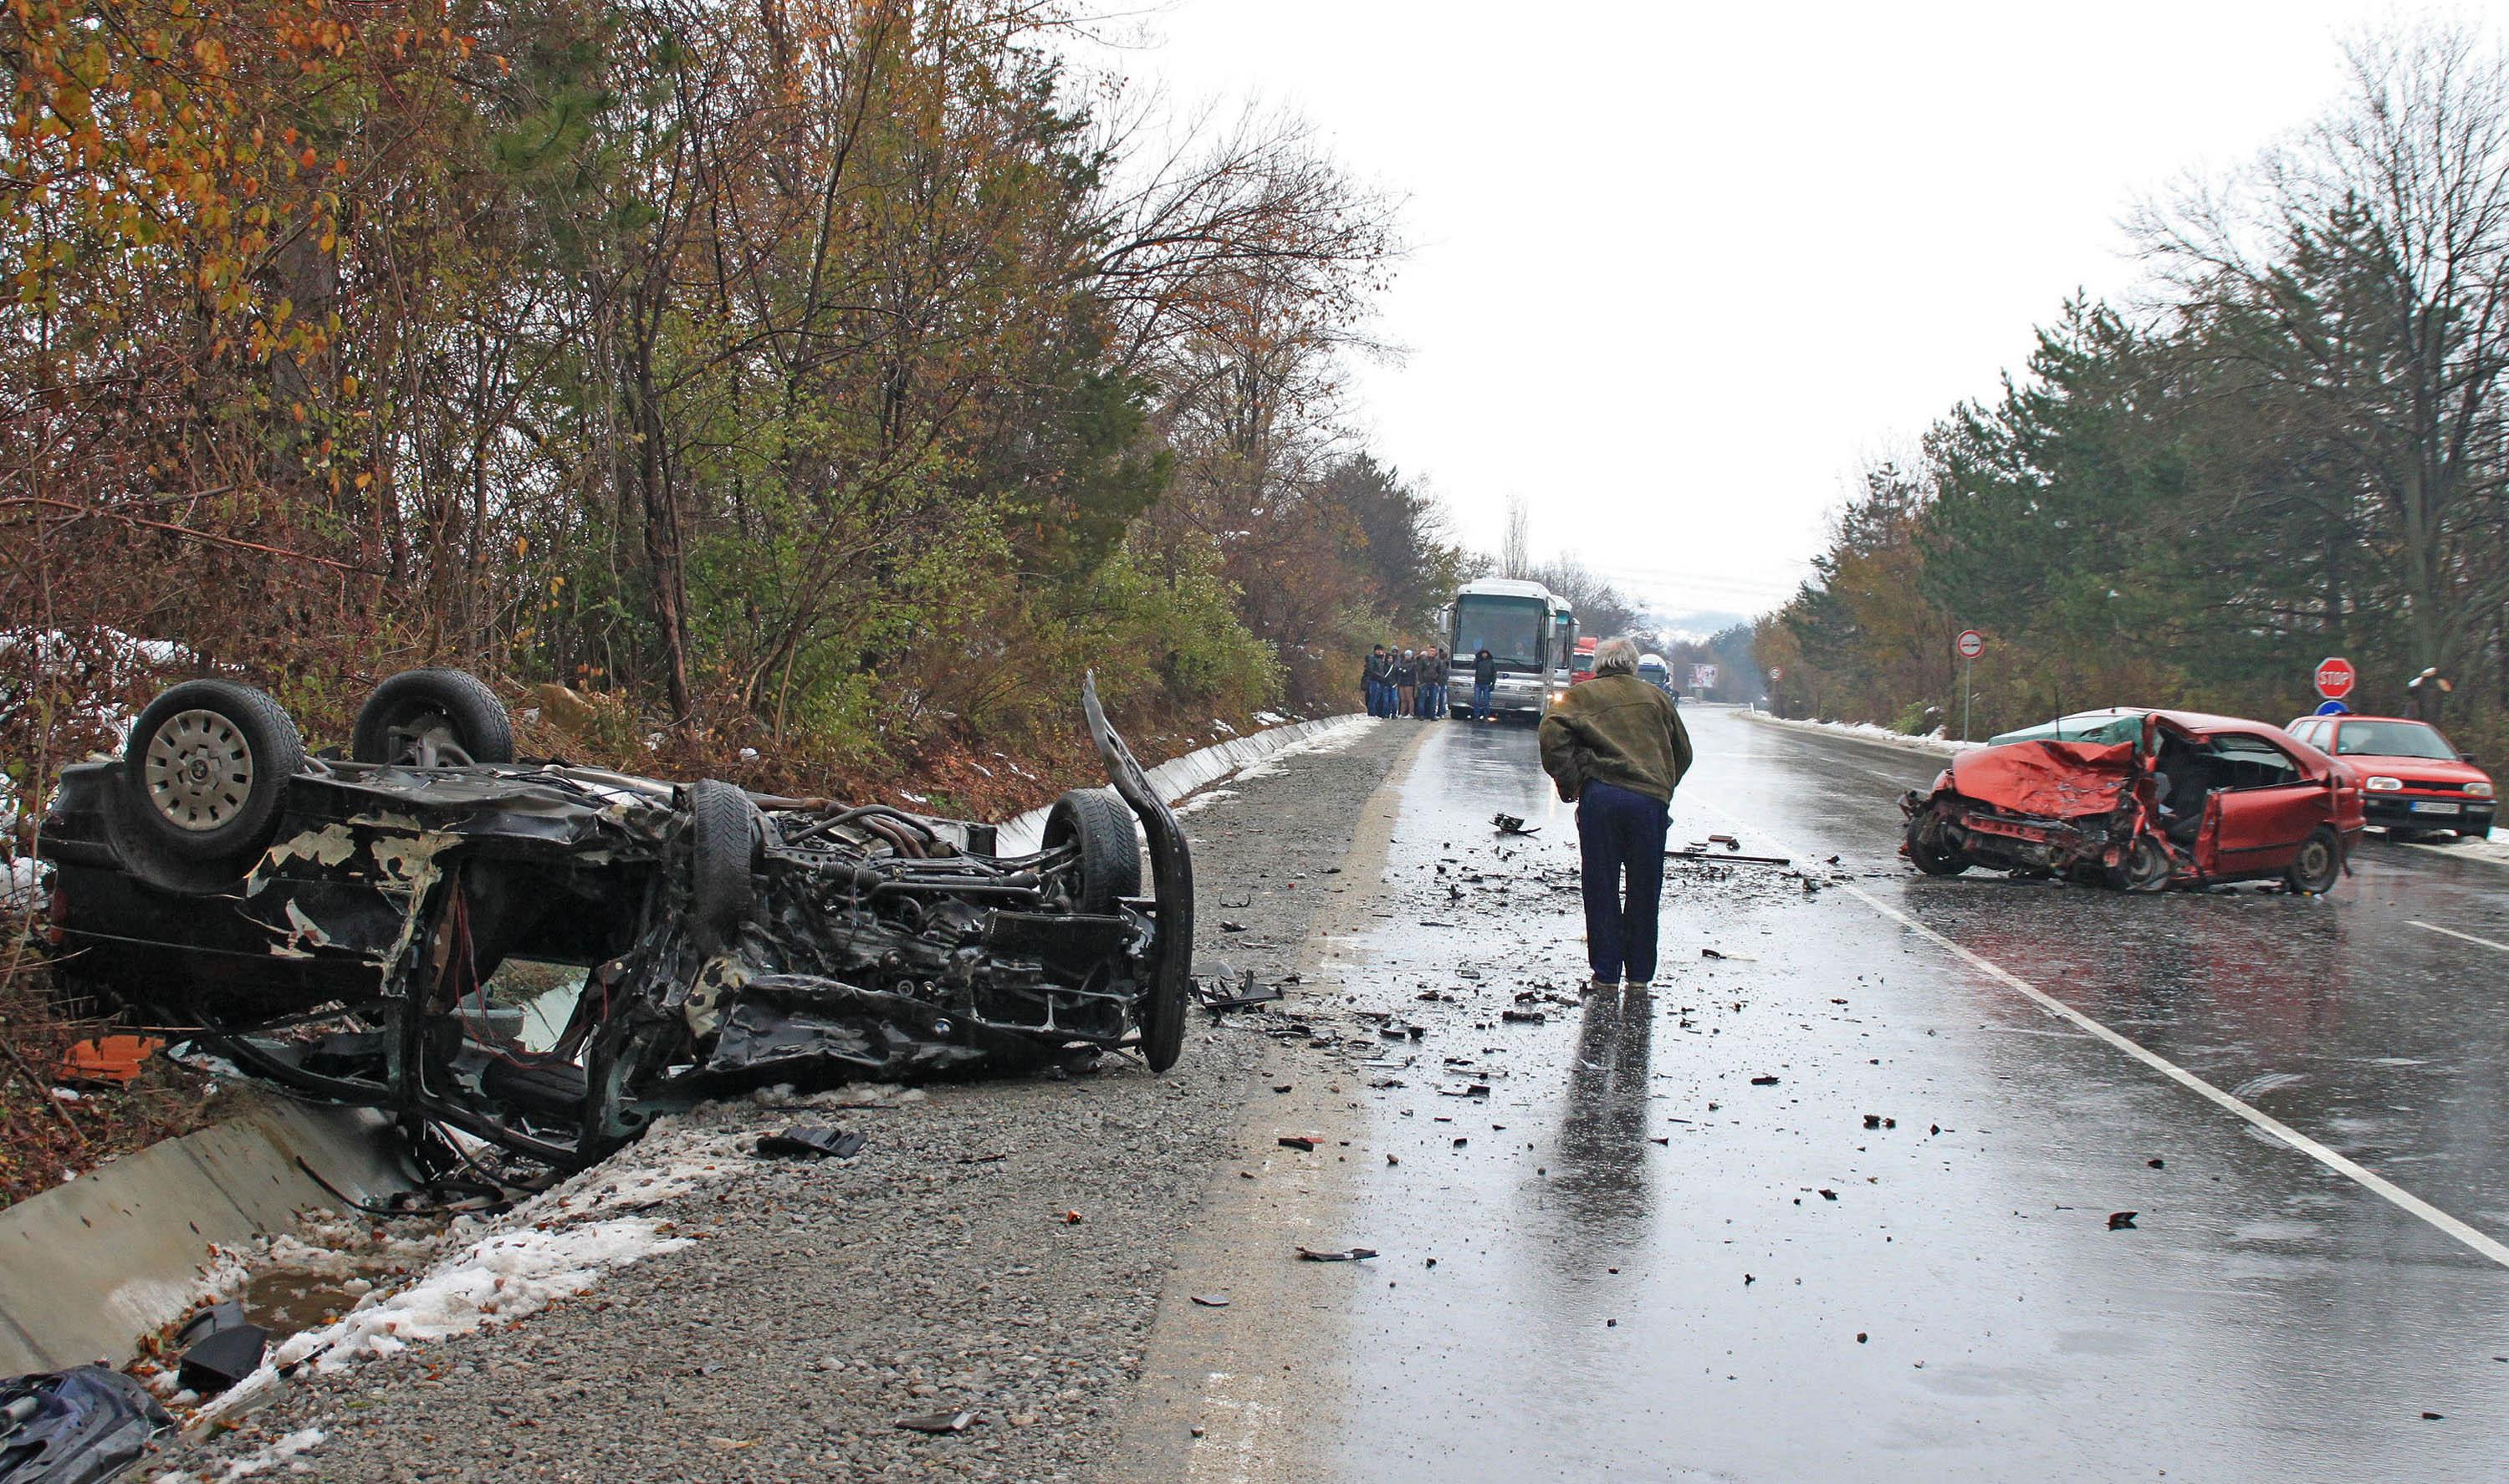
[2132,18,2509,671]
[1500,495,1531,579]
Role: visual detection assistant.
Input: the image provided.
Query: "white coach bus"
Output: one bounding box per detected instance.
[1439,578,1573,719]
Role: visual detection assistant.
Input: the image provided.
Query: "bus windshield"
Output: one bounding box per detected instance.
[1454,596,1547,670]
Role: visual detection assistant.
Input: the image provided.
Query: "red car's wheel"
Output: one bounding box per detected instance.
[2112,836,2172,893]
[2286,827,2342,895]
[1903,813,1969,876]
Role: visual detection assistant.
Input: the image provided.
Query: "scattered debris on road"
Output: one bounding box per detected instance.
[0,1364,170,1483]
[1492,813,1539,835]
[1193,969,1284,1014]
[173,1302,270,1396]
[1295,1247,1379,1262]
[754,1125,866,1160]
[894,1410,979,1435]
[53,1035,166,1089]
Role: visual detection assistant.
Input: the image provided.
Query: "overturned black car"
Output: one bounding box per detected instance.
[37,670,1192,1169]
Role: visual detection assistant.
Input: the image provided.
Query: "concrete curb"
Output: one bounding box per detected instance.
[0,1099,411,1374]
[996,713,1370,852]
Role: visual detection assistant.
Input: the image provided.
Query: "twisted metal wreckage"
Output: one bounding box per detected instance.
[1898,709,2362,894]
[38,669,1193,1174]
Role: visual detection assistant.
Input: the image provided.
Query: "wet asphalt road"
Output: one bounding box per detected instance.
[1270,706,2509,1483]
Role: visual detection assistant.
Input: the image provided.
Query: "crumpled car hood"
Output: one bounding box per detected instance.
[1950,739,2135,818]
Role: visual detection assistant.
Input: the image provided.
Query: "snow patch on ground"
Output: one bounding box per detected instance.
[2399,829,2509,867]
[1234,715,1378,782]
[3,855,42,911]
[192,1121,749,1425]
[155,1426,325,1483]
[1739,710,1982,757]
[1174,788,1239,817]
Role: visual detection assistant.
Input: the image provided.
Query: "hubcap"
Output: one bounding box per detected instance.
[143,708,253,832]
[2301,841,2331,879]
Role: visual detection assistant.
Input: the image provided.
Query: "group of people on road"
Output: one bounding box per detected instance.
[1364,645,1450,719]
[1365,644,1509,722]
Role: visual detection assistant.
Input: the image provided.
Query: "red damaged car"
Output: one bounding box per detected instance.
[1899,710,2363,893]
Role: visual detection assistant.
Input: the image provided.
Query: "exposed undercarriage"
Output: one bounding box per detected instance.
[39,671,1191,1175]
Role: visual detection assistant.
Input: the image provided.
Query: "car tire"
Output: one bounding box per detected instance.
[2286,826,2343,895]
[1045,788,1142,913]
[352,669,515,766]
[116,680,304,880]
[2113,835,2173,893]
[1903,815,1969,876]
[687,779,757,955]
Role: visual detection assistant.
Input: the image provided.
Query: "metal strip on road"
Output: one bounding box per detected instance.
[1847,884,2509,1270]
[2409,920,2509,955]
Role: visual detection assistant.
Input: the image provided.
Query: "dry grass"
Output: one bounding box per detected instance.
[0,940,229,1209]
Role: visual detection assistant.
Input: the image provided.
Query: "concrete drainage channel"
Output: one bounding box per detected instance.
[0,711,1365,1471]
[0,1102,410,1378]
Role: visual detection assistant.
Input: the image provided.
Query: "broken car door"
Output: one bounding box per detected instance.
[2196,733,2322,874]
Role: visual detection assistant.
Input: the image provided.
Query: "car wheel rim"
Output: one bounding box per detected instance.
[2301,840,2331,880]
[143,708,253,831]
[389,711,473,767]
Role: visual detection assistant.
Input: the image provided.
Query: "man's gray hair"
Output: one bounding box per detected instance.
[1593,637,1640,676]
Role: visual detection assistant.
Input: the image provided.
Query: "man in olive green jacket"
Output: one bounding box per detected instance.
[1539,638,1693,990]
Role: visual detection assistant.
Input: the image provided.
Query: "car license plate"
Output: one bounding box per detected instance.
[2410,799,2462,814]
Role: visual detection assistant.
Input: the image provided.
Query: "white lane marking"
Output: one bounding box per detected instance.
[1846,883,2509,1269]
[1705,717,2509,1267]
[2409,920,2509,954]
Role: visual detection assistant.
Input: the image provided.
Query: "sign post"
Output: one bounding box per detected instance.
[1955,630,1985,741]
[2314,656,2356,704]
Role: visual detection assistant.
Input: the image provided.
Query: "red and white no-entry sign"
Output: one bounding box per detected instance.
[1955,630,1985,660]
[2315,655,2357,701]
[1767,666,1784,682]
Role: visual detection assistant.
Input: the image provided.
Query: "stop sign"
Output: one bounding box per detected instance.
[2315,656,2357,700]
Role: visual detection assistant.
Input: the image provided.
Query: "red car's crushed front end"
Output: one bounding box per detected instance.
[1899,711,2359,894]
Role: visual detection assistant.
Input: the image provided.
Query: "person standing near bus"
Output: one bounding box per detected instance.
[1538,637,1693,992]
[1422,647,1448,719]
[1364,645,1392,717]
[1393,648,1418,719]
[1471,647,1498,721]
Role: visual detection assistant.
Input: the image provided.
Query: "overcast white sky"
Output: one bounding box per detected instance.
[1113,1,2469,628]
